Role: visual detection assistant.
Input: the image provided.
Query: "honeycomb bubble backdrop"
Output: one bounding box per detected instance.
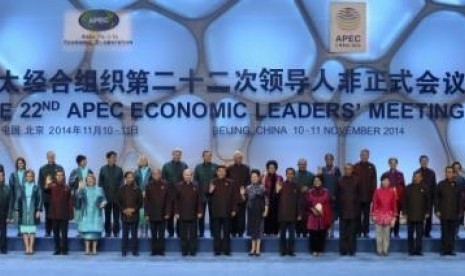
[0,0,464,183]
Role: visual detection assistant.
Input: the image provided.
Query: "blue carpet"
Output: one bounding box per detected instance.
[0,252,463,276]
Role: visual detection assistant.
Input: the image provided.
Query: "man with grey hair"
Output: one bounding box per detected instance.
[227,150,250,237]
[162,148,188,237]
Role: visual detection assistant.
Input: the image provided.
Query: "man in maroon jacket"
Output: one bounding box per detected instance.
[353,149,377,238]
[175,169,203,256]
[45,170,73,255]
[337,164,360,256]
[276,168,301,256]
[209,165,238,256]
[144,168,170,256]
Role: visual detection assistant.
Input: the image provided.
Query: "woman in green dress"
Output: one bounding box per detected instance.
[76,174,107,255]
[15,169,42,255]
[135,155,151,238]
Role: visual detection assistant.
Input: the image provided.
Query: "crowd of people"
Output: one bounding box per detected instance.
[0,148,464,258]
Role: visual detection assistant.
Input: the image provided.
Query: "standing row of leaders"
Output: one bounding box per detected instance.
[0,148,463,257]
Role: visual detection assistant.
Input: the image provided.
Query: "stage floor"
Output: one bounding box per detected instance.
[0,252,463,276]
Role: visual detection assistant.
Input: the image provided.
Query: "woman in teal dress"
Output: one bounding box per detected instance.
[76,174,107,255]
[15,169,42,255]
[135,155,151,238]
[9,157,27,236]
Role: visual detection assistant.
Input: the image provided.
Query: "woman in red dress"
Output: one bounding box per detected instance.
[372,175,397,256]
[306,175,332,257]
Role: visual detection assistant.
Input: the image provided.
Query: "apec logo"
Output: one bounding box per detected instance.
[78,10,119,32]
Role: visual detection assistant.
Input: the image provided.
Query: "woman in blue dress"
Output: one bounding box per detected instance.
[15,169,42,255]
[76,174,107,255]
[135,155,151,238]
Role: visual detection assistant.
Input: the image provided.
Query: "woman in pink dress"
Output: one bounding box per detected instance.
[371,175,397,256]
[306,175,332,257]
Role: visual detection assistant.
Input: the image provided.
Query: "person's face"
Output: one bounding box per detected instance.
[26,172,34,183]
[172,151,182,162]
[0,173,4,183]
[325,155,334,166]
[79,158,87,168]
[17,160,25,170]
[126,173,135,185]
[360,151,369,162]
[446,168,454,180]
[86,176,95,186]
[297,161,307,171]
[56,172,64,183]
[389,159,397,170]
[313,177,322,188]
[108,154,117,165]
[344,165,353,176]
[420,157,428,168]
[267,164,277,174]
[413,173,422,184]
[453,164,461,174]
[233,153,243,164]
[152,169,162,181]
[139,157,148,167]
[251,173,260,183]
[381,178,390,188]
[183,170,193,182]
[47,152,56,164]
[286,170,295,181]
[203,152,212,163]
[217,168,226,179]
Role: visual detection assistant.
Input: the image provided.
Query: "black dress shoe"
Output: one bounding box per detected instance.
[62,251,68,255]
[53,251,61,255]
[133,252,139,256]
[214,252,221,256]
[182,252,188,256]
[190,252,196,256]
[280,252,286,256]
[150,252,156,256]
[224,252,231,256]
[449,252,457,256]
[289,252,296,257]
[416,252,423,256]
[159,252,165,256]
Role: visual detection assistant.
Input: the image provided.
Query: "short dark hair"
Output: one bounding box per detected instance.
[419,155,428,162]
[266,160,278,170]
[106,151,117,159]
[76,154,87,165]
[124,171,134,178]
[216,165,227,171]
[452,161,462,170]
[381,175,390,182]
[285,167,295,174]
[250,169,261,178]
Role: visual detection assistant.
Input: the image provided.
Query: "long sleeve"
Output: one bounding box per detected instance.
[434,184,440,213]
[8,187,14,220]
[196,191,203,215]
[391,190,398,216]
[371,190,379,215]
